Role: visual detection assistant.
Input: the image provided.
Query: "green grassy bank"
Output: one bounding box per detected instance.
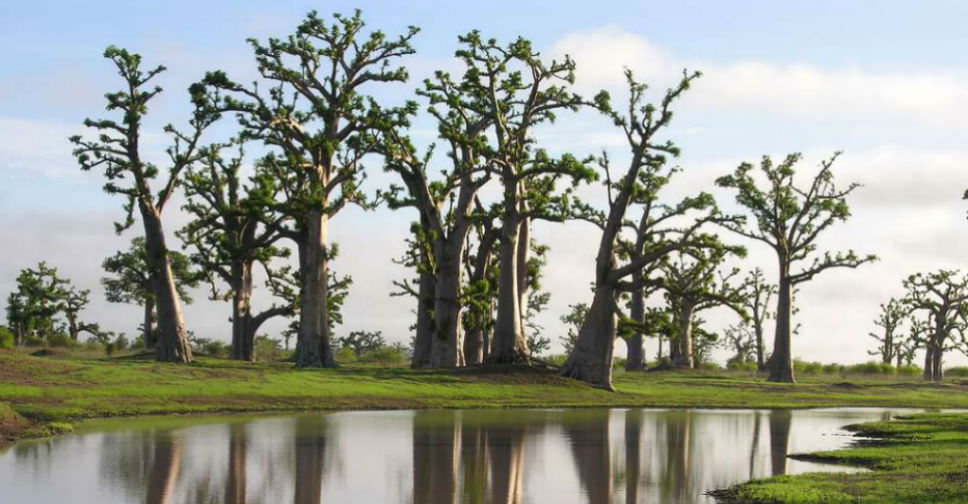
[2,348,968,443]
[711,413,968,503]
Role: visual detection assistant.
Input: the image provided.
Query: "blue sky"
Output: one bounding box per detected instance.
[2,1,967,364]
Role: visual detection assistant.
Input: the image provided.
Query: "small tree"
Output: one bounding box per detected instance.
[6,262,68,344]
[740,268,775,370]
[179,145,296,361]
[716,153,877,383]
[902,270,968,381]
[723,323,756,366]
[72,46,214,362]
[867,298,908,366]
[338,330,386,357]
[102,238,200,349]
[559,303,589,355]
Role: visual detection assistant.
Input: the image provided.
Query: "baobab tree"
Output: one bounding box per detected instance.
[194,10,419,367]
[867,298,908,366]
[716,153,877,383]
[652,245,748,368]
[102,238,199,349]
[179,145,296,362]
[453,32,596,365]
[740,268,775,370]
[902,270,968,381]
[379,63,493,367]
[560,69,705,389]
[72,46,213,362]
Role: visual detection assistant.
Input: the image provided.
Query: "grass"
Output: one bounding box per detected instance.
[711,413,968,503]
[2,348,968,443]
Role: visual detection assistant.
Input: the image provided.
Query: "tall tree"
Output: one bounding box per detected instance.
[389,225,437,368]
[740,268,775,370]
[195,10,418,367]
[716,153,877,383]
[453,32,596,365]
[179,145,296,361]
[102,238,199,349]
[653,246,748,368]
[379,62,493,367]
[902,270,968,381]
[867,298,908,366]
[72,46,213,362]
[560,70,706,389]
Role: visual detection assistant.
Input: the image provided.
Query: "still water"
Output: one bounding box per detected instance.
[0,407,912,504]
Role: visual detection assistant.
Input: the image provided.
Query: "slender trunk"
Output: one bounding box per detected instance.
[411,267,436,368]
[68,314,78,342]
[143,299,156,349]
[488,424,525,504]
[754,319,765,370]
[490,215,528,364]
[923,344,934,381]
[464,327,485,366]
[142,209,192,363]
[560,284,616,389]
[230,261,255,361]
[768,264,795,383]
[673,300,695,369]
[295,210,334,368]
[431,236,465,368]
[625,279,645,371]
[460,417,488,504]
[624,409,642,504]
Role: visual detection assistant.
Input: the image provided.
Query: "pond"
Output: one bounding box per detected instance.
[0,407,914,503]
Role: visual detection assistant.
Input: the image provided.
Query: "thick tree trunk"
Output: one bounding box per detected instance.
[142,209,192,363]
[923,345,934,381]
[673,301,695,369]
[230,262,255,361]
[293,417,326,504]
[225,423,246,504]
[431,239,465,368]
[490,217,528,364]
[295,210,334,368]
[146,433,182,504]
[413,412,460,504]
[768,269,795,383]
[411,268,436,368]
[487,424,525,504]
[464,327,485,366]
[625,280,646,371]
[768,409,792,476]
[560,285,616,390]
[515,217,530,337]
[931,342,944,381]
[565,411,612,504]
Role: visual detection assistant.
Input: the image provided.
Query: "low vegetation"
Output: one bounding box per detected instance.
[712,413,968,504]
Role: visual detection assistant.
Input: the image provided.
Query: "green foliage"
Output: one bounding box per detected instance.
[254,335,285,362]
[944,366,968,377]
[0,326,12,349]
[101,237,200,306]
[191,337,230,358]
[727,360,758,372]
[334,346,357,363]
[357,343,409,365]
[338,330,386,357]
[559,303,588,354]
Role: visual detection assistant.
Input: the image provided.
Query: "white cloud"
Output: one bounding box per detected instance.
[552,25,968,127]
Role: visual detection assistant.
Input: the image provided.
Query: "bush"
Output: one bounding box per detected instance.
[612,357,627,370]
[897,364,922,376]
[944,366,968,377]
[651,357,673,370]
[358,344,409,364]
[335,345,357,363]
[698,361,722,371]
[0,326,13,349]
[844,361,896,375]
[822,363,844,375]
[727,360,758,372]
[191,337,229,358]
[254,335,284,362]
[793,360,824,375]
[47,332,76,348]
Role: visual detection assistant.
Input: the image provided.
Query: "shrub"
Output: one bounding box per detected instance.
[47,332,76,348]
[612,357,628,370]
[944,366,968,377]
[897,364,921,376]
[651,357,673,370]
[191,337,230,358]
[793,360,824,375]
[844,361,896,375]
[254,335,284,362]
[727,360,758,372]
[544,354,568,367]
[822,363,844,375]
[0,326,13,349]
[358,343,409,364]
[698,361,722,371]
[335,346,357,363]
